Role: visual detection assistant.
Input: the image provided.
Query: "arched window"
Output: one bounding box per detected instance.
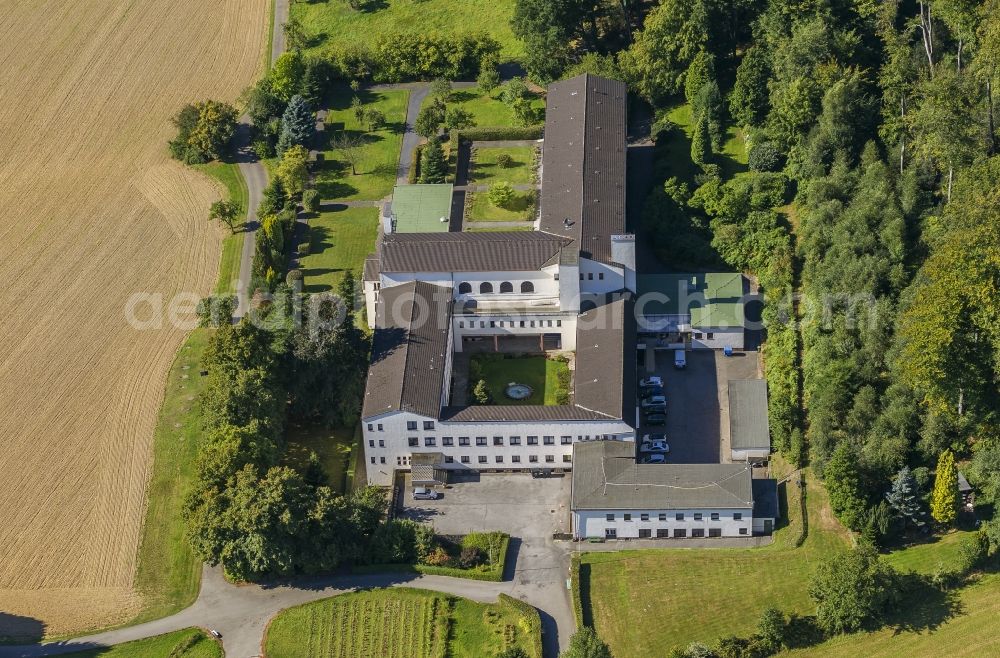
[458,282,472,294]
[480,282,494,294]
[520,281,534,293]
[499,281,514,293]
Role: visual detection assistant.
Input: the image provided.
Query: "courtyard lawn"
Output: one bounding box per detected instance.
[466,191,535,222]
[193,161,248,294]
[283,423,356,494]
[292,0,523,62]
[66,629,221,657]
[264,588,541,658]
[298,205,378,294]
[469,146,536,185]
[428,87,546,128]
[316,88,408,202]
[470,354,569,406]
[132,329,214,625]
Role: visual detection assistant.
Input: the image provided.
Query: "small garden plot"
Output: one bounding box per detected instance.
[466,187,536,222]
[469,146,537,185]
[470,354,571,406]
[316,88,408,202]
[432,86,546,128]
[297,206,378,294]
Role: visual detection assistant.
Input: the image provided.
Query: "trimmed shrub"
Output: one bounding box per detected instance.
[495,153,514,168]
[286,269,304,285]
[498,595,543,658]
[488,181,516,209]
[298,242,311,256]
[301,188,320,213]
[452,125,544,143]
[408,144,424,184]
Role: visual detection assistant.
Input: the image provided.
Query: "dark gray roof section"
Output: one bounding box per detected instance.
[378,231,571,273]
[572,441,754,510]
[958,470,973,493]
[729,380,770,451]
[575,296,635,419]
[752,479,779,520]
[538,74,627,266]
[363,253,379,282]
[362,281,453,419]
[440,404,610,423]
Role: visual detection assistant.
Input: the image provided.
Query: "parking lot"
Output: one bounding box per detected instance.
[638,348,761,464]
[398,472,572,539]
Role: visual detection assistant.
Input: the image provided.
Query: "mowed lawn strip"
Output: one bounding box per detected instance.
[193,162,249,294]
[317,89,408,202]
[64,628,222,657]
[292,0,523,61]
[264,588,539,658]
[298,206,378,293]
[132,329,214,624]
[469,146,536,185]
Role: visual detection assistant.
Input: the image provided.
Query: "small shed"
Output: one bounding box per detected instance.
[729,379,770,462]
[752,479,779,534]
[958,470,975,510]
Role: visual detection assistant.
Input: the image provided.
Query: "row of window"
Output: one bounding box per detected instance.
[458,319,562,330]
[458,281,534,294]
[399,435,575,448]
[604,527,747,538]
[580,272,605,281]
[371,454,570,465]
[605,512,743,522]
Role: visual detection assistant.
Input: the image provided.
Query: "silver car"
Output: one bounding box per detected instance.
[412,487,440,500]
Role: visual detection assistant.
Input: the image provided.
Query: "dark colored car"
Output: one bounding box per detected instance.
[645,413,667,425]
[641,385,664,399]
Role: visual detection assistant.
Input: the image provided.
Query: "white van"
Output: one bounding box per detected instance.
[674,349,687,369]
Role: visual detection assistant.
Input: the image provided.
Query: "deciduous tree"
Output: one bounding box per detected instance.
[209,199,243,234]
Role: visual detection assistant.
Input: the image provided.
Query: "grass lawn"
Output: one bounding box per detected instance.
[663,104,748,184]
[883,529,977,575]
[264,587,540,658]
[283,423,356,494]
[132,329,214,625]
[470,354,569,406]
[469,145,536,185]
[292,0,523,62]
[298,205,378,293]
[193,161,248,294]
[427,87,545,128]
[65,629,221,657]
[316,88,408,202]
[467,190,535,221]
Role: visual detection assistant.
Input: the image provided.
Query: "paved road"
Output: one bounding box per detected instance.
[396,84,430,184]
[271,0,288,65]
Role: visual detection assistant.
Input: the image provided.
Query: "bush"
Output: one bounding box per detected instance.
[497,595,543,658]
[286,269,304,285]
[748,140,784,172]
[488,181,516,209]
[298,242,311,256]
[370,33,500,83]
[408,144,424,184]
[302,188,320,213]
[495,153,514,168]
[252,139,275,159]
[958,530,990,573]
[458,546,484,569]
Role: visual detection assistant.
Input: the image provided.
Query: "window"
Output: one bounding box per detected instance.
[561,436,572,445]
[659,513,667,521]
[562,454,572,462]
[709,528,722,538]
[478,456,487,463]
[377,424,383,431]
[733,513,742,520]
[480,282,493,293]
[458,282,472,294]
[554,273,559,280]
[520,281,534,293]
[407,421,417,431]
[480,321,485,328]
[458,321,464,328]
[367,423,373,431]
[674,529,686,538]
[587,273,594,280]
[461,456,470,463]
[408,437,418,447]
[557,320,562,327]
[693,332,703,339]
[495,456,504,463]
[605,528,617,538]
[509,436,521,445]
[598,273,604,280]
[512,455,520,463]
[424,437,436,447]
[423,421,434,430]
[476,437,487,446]
[606,513,615,521]
[694,513,703,521]
[527,436,538,445]
[545,455,555,463]
[493,436,504,446]
[459,437,470,446]
[739,527,748,535]
[500,281,513,293]
[378,440,385,447]
[442,437,454,446]
[445,456,454,464]
[707,332,714,340]
[623,514,632,521]
[370,457,376,464]
[641,513,649,522]
[368,440,374,447]
[490,321,495,328]
[656,529,670,538]
[530,320,535,328]
[579,273,584,280]
[692,528,705,538]
[543,436,555,445]
[710,513,720,521]
[520,320,526,327]
[639,528,652,538]
[675,513,684,521]
[529,455,539,463]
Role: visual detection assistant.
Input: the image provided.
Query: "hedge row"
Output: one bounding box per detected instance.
[352,534,510,582]
[326,33,500,84]
[569,554,585,629]
[497,594,544,658]
[450,125,544,143]
[408,143,424,184]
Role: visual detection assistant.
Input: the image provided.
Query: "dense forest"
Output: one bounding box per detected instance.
[514,0,1000,542]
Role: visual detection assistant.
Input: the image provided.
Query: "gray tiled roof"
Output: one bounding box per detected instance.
[728,380,770,451]
[574,296,635,419]
[538,74,627,266]
[361,281,453,419]
[752,479,779,520]
[379,231,571,273]
[571,441,754,510]
[440,405,610,422]
[362,253,379,282]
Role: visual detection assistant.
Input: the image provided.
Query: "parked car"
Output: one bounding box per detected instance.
[531,468,562,478]
[209,630,222,639]
[640,440,669,453]
[640,385,664,399]
[643,404,666,416]
[412,487,440,500]
[639,376,663,388]
[641,395,667,408]
[674,349,687,369]
[645,413,667,425]
[642,433,666,443]
[641,453,667,464]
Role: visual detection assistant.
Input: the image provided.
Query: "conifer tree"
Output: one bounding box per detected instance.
[885,466,926,528]
[691,113,713,168]
[420,138,447,183]
[278,95,314,154]
[931,449,959,526]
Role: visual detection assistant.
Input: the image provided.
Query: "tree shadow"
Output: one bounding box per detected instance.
[0,611,46,644]
[885,572,964,634]
[450,89,480,104]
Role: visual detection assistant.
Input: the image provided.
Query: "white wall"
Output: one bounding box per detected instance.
[573,508,753,539]
[690,327,744,350]
[453,314,577,351]
[579,258,625,295]
[731,447,770,462]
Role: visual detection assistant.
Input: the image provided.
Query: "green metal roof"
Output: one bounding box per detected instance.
[637,272,745,328]
[390,184,453,233]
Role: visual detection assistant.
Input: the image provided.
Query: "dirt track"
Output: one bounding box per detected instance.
[0,0,268,637]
